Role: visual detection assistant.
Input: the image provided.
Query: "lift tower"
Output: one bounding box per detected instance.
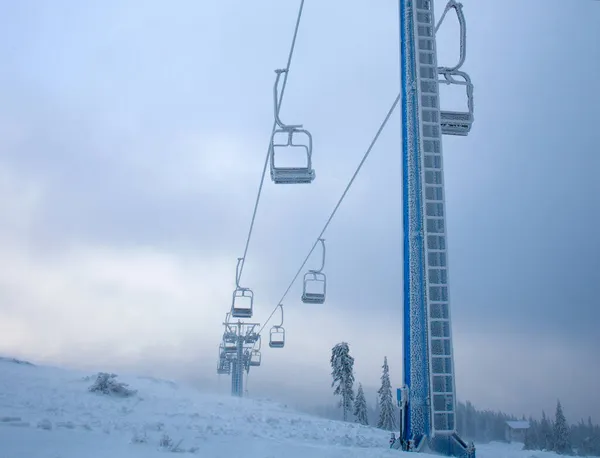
[399,0,475,456]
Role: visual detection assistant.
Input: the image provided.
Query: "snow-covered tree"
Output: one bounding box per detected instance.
[553,400,571,454]
[354,383,369,426]
[377,356,397,431]
[541,410,553,451]
[524,417,537,450]
[330,342,355,421]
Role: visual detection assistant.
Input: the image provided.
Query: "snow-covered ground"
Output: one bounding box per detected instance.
[0,356,561,458]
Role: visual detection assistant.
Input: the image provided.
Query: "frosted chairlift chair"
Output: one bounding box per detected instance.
[231,258,254,318]
[223,339,237,354]
[217,358,230,375]
[435,0,474,136]
[439,70,474,136]
[250,350,262,367]
[269,304,285,348]
[269,68,315,184]
[217,345,231,375]
[302,238,327,304]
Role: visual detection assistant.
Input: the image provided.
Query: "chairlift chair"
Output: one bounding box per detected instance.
[301,239,327,304]
[223,330,237,344]
[249,350,261,367]
[224,340,237,354]
[231,287,254,318]
[439,70,474,136]
[269,68,315,185]
[434,1,474,137]
[269,326,285,348]
[245,329,259,344]
[217,358,230,375]
[302,271,327,304]
[270,129,315,184]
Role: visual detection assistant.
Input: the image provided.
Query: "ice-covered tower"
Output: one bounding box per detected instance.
[399,0,475,456]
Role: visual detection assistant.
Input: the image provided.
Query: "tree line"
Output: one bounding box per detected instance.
[329,342,398,430]
[328,342,600,456]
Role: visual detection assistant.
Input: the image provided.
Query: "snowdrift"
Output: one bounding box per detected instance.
[0,356,568,458]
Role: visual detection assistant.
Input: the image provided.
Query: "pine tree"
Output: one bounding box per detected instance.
[553,400,571,455]
[541,411,553,451]
[377,356,397,431]
[330,342,355,421]
[524,417,537,450]
[354,383,369,426]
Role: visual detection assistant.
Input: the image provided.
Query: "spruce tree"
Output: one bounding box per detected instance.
[553,400,571,455]
[354,383,369,426]
[377,356,397,431]
[541,411,553,451]
[524,417,536,450]
[330,342,355,421]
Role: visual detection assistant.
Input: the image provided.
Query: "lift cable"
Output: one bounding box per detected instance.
[254,92,401,338]
[236,0,307,286]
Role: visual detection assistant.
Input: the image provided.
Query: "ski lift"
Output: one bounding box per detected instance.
[302,238,327,304]
[435,1,474,136]
[246,330,260,344]
[439,70,474,136]
[249,350,261,367]
[223,329,237,344]
[231,258,254,318]
[269,304,285,348]
[232,287,254,318]
[217,345,231,375]
[224,340,237,354]
[270,327,285,348]
[269,69,315,184]
[217,358,230,375]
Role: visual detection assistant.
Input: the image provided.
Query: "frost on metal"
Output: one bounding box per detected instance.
[403,0,460,442]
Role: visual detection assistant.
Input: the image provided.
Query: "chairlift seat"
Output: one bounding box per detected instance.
[302,291,326,304]
[271,167,315,184]
[440,110,473,136]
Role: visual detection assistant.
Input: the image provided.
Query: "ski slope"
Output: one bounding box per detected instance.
[0,356,561,458]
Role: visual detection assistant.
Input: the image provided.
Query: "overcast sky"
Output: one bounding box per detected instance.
[0,0,598,423]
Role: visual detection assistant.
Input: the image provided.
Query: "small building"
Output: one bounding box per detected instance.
[505,420,530,443]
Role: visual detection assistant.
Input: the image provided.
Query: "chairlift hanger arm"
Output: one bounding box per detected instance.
[278,304,284,327]
[435,0,467,73]
[311,238,326,273]
[273,69,303,131]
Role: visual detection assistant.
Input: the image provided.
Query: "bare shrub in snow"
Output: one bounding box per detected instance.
[159,433,185,452]
[88,372,137,397]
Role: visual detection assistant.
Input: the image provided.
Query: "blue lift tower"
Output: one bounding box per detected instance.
[398,0,475,457]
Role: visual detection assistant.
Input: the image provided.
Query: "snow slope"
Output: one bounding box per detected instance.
[0,356,564,458]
